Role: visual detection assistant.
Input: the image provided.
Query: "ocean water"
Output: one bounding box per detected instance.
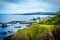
[0,14,54,40]
[0,14,54,22]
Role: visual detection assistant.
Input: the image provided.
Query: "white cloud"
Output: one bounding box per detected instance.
[1,0,53,14]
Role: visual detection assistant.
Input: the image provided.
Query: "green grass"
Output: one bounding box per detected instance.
[4,22,60,40]
[14,23,55,40]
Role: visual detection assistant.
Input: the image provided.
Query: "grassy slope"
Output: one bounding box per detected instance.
[4,23,60,40]
[5,23,60,40]
[5,22,58,40]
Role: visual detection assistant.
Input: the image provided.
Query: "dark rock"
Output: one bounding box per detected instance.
[8,31,14,34]
[26,25,30,27]
[0,32,7,35]
[3,35,13,40]
[1,23,7,28]
[14,26,21,28]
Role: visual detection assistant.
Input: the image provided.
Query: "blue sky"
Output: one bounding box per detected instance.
[0,0,60,14]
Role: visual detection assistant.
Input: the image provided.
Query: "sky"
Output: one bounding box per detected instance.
[0,0,60,14]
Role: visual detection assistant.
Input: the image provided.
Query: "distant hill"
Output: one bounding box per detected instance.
[18,12,57,15]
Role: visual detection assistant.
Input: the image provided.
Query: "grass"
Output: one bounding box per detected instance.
[4,22,60,40]
[14,23,55,40]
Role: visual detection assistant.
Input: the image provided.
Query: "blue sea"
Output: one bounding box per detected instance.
[0,14,54,40]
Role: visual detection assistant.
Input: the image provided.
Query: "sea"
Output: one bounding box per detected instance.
[0,14,54,40]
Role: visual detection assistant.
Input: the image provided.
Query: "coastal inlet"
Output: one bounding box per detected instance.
[0,20,32,40]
